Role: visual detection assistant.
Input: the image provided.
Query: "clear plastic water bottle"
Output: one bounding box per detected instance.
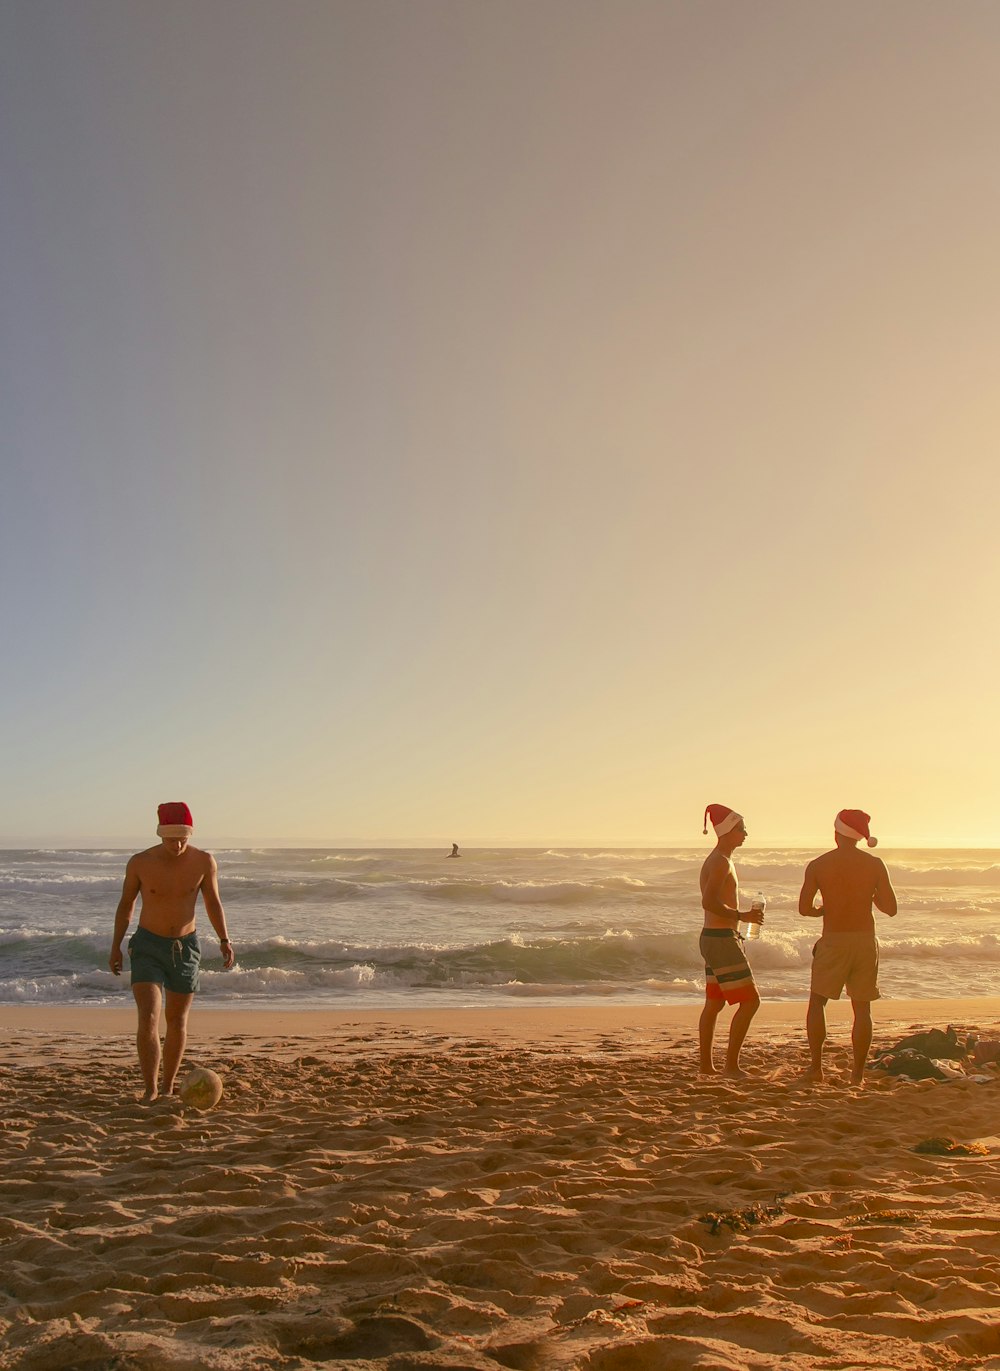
[741,891,765,940]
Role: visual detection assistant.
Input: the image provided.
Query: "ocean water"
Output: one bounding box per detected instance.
[2,846,999,1009]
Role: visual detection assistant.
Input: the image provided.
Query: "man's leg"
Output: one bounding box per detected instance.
[724,992,760,1078]
[850,999,873,1085]
[699,996,724,1073]
[132,982,162,1101]
[805,992,828,1081]
[162,991,195,1095]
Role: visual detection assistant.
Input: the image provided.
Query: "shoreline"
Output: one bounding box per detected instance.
[2,995,998,1047]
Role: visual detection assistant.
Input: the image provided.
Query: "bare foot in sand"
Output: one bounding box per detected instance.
[722,1065,751,1080]
[698,1063,719,1075]
[141,1088,159,1104]
[800,1067,824,1084]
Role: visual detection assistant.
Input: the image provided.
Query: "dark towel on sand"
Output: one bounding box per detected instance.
[888,1026,971,1061]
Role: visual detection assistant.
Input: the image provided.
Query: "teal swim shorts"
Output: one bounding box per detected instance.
[128,926,201,994]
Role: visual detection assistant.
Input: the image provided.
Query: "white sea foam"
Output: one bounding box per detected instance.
[3,845,999,1006]
[0,873,118,887]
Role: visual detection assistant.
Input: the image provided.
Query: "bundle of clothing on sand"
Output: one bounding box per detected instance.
[870,1024,1000,1082]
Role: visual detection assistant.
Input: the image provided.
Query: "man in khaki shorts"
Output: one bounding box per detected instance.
[799,809,897,1085]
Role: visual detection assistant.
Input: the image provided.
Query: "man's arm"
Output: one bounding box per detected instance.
[201,854,235,969]
[873,860,897,917]
[798,862,822,917]
[109,859,141,975]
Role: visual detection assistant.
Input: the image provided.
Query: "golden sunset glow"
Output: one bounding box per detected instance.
[3,3,999,847]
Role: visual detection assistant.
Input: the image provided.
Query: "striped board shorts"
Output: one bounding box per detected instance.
[700,928,757,1004]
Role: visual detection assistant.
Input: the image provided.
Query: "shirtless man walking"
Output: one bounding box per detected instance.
[699,804,764,1078]
[798,808,897,1085]
[109,802,235,1101]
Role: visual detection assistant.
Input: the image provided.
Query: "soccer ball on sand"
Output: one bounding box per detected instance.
[178,1066,224,1111]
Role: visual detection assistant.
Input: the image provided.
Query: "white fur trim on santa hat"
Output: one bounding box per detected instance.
[157,824,193,838]
[834,816,877,847]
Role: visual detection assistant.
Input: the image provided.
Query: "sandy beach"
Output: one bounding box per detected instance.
[3,1000,1000,1370]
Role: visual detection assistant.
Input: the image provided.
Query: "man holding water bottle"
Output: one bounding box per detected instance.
[698,804,766,1077]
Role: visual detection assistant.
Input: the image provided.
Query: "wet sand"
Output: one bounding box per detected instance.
[2,1000,1000,1370]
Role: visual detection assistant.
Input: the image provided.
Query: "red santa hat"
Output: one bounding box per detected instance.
[703,804,744,838]
[835,808,877,847]
[157,801,194,838]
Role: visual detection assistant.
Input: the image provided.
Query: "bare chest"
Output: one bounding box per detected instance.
[138,862,204,904]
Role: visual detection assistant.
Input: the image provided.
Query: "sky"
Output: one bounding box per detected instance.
[2,1,999,849]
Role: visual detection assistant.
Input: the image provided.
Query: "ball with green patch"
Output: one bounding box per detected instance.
[179,1066,224,1111]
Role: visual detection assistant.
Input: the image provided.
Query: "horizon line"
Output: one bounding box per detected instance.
[1,839,997,852]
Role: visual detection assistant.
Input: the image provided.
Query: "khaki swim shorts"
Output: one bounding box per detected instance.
[810,932,880,1002]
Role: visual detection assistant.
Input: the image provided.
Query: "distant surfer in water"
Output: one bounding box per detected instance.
[447,843,461,858]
